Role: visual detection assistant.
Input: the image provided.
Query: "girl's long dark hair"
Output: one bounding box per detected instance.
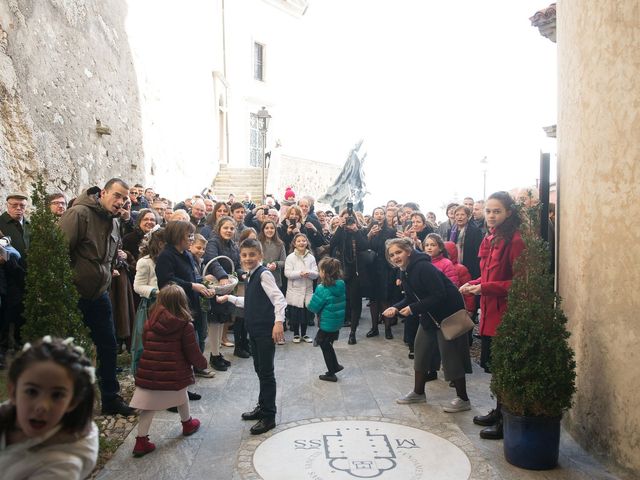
[258,220,283,246]
[488,191,522,245]
[0,337,95,436]
[425,233,448,258]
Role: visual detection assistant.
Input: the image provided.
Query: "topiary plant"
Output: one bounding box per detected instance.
[490,202,576,417]
[22,175,93,355]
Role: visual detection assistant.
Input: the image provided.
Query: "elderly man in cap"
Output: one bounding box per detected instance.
[0,193,31,368]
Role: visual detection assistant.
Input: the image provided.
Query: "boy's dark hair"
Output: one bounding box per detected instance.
[230,202,245,213]
[154,284,192,322]
[318,257,342,286]
[165,220,195,246]
[0,337,95,436]
[239,238,263,254]
[404,202,420,211]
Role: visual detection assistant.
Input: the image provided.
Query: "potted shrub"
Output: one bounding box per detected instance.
[490,203,576,470]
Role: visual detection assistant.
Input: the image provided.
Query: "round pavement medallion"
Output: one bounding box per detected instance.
[252,420,472,479]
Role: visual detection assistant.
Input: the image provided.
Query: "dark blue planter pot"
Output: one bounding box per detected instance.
[503,409,561,470]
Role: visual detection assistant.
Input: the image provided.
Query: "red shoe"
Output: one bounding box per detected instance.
[181,417,201,436]
[133,435,156,457]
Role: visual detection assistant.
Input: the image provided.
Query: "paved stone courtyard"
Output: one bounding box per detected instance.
[97,311,623,480]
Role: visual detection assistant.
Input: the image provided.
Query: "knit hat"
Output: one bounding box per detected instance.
[284,187,296,201]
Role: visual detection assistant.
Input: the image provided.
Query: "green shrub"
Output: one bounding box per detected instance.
[21,175,93,354]
[490,203,576,417]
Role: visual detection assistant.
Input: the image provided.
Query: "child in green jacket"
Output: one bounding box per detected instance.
[308,257,346,382]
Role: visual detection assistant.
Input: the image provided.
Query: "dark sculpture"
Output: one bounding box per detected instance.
[319,139,368,213]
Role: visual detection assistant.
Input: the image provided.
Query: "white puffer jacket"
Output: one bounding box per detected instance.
[284,250,318,307]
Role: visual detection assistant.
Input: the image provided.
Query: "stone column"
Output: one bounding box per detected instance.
[557,1,640,475]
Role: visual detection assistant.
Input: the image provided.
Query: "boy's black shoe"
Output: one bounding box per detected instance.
[234,348,251,359]
[210,353,228,371]
[102,395,136,416]
[335,364,344,373]
[220,355,231,366]
[473,408,501,426]
[188,391,201,401]
[365,328,379,338]
[250,417,276,435]
[347,333,356,345]
[425,371,438,382]
[319,373,338,382]
[479,419,503,440]
[241,405,263,421]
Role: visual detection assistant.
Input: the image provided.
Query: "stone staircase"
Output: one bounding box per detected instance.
[211,164,265,202]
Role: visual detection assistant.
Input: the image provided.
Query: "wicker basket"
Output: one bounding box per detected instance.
[203,255,239,295]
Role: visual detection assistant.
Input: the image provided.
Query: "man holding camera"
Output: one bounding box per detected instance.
[330,204,368,345]
[0,194,31,368]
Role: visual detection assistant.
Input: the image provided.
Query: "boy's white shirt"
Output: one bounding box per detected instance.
[227,265,286,323]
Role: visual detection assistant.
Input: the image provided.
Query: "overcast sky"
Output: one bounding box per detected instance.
[277,0,557,215]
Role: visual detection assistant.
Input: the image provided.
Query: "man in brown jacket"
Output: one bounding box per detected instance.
[59,178,135,416]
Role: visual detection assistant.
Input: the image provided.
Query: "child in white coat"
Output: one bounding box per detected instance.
[284,233,318,343]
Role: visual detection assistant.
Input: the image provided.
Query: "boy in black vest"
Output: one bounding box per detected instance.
[216,238,286,434]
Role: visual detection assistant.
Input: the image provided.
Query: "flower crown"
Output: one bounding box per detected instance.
[22,335,96,384]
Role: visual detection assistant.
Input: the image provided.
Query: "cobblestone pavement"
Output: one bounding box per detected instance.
[96,310,623,480]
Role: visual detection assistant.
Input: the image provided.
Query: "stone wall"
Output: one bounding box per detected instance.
[0,0,144,200]
[557,2,640,476]
[267,153,342,210]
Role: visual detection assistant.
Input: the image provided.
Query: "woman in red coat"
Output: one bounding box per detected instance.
[460,191,524,440]
[129,284,208,457]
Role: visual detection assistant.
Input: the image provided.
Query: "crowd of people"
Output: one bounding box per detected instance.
[0,177,536,473]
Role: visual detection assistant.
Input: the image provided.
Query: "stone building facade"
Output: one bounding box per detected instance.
[555,2,639,476]
[0,0,144,198]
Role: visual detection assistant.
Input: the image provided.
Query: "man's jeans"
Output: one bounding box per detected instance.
[79,292,120,402]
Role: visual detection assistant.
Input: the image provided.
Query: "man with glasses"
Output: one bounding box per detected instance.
[47,192,67,219]
[0,194,30,368]
[59,178,135,416]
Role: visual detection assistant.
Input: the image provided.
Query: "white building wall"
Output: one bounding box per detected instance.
[125,0,224,202]
[224,0,306,168]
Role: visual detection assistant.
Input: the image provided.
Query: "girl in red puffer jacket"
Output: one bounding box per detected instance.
[444,241,476,315]
[423,233,458,285]
[129,284,208,457]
